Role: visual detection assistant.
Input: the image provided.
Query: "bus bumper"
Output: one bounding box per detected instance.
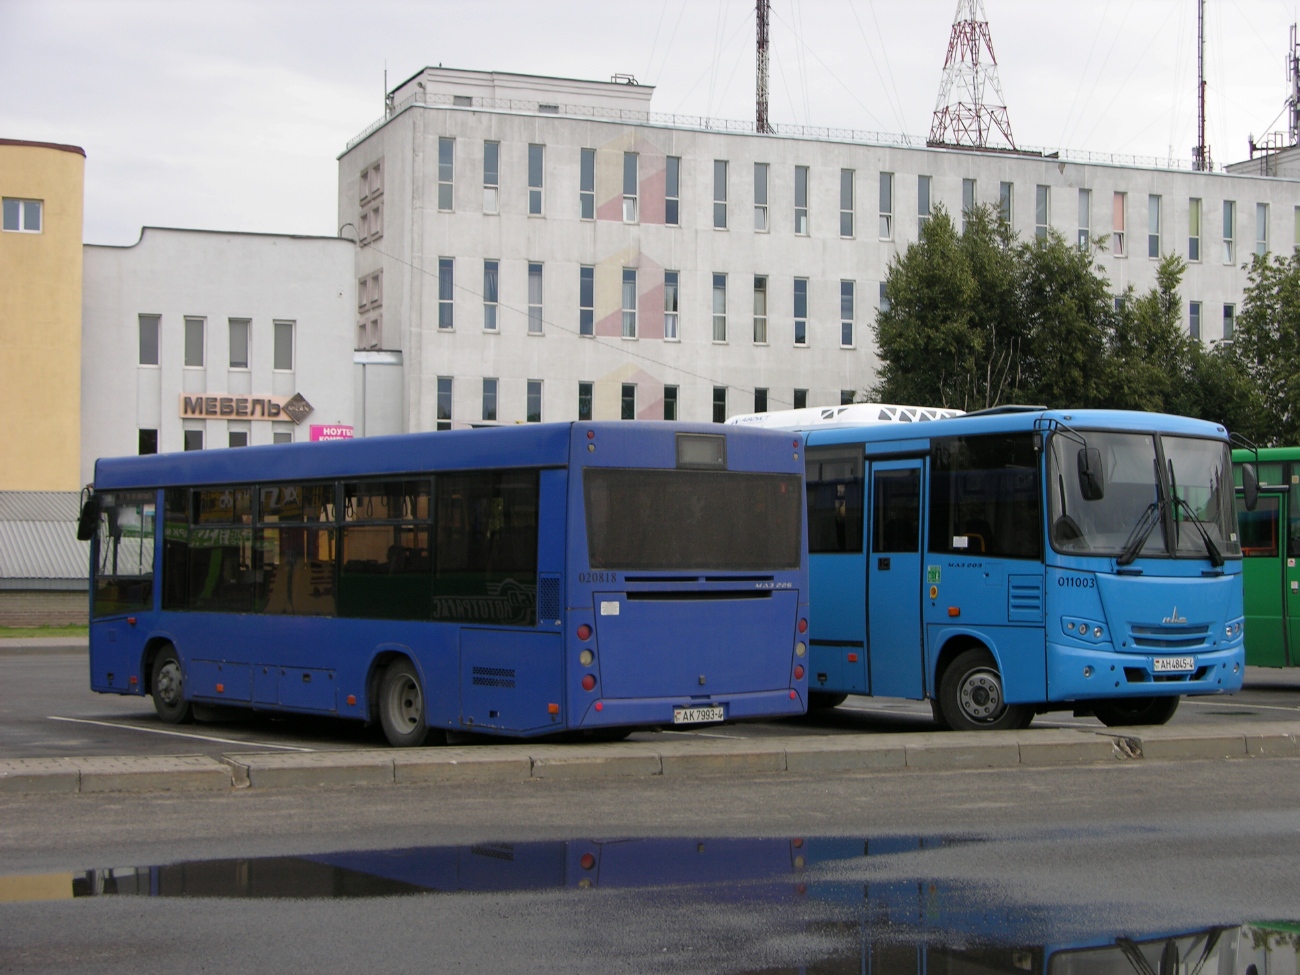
[573,688,806,729]
[1046,641,1245,701]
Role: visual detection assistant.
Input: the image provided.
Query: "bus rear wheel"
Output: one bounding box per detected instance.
[938,648,1032,732]
[378,659,442,747]
[151,646,193,725]
[1093,695,1179,727]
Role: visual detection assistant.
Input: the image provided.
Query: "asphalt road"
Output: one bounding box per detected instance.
[3,649,1299,760]
[2,748,1298,973]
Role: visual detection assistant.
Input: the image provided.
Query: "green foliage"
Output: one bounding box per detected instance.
[1221,252,1300,445]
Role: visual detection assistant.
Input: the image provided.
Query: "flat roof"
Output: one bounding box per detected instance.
[0,138,86,158]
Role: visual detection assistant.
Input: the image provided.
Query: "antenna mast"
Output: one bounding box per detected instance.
[929,0,1016,150]
[1193,0,1211,171]
[756,0,772,133]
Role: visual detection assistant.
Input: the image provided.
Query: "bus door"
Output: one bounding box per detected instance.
[866,460,925,699]
[1284,491,1300,667]
[1237,489,1287,666]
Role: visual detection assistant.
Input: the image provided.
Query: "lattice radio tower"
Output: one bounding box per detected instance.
[756,0,772,134]
[928,0,1016,150]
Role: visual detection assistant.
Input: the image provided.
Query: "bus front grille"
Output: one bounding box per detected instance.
[1129,624,1211,650]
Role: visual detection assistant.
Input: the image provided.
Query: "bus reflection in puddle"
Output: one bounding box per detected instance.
[51,836,1298,975]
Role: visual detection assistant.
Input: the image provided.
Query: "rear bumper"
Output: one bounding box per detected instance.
[572,688,805,728]
[1046,640,1245,701]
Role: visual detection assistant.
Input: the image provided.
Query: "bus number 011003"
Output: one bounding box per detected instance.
[1057,575,1095,588]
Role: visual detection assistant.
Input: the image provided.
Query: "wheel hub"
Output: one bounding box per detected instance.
[958,669,1004,722]
[392,678,421,729]
[157,662,182,706]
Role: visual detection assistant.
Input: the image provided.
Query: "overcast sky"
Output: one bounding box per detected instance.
[3,0,1298,245]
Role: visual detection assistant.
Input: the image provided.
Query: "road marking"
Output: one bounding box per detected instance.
[1181,699,1300,714]
[47,716,316,752]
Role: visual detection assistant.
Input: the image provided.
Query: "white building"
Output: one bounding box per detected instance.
[338,67,1300,429]
[80,227,375,485]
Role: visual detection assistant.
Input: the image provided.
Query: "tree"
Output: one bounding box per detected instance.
[1223,251,1300,445]
[1105,254,1198,415]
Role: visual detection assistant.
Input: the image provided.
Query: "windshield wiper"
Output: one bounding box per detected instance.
[1170,496,1224,567]
[1117,501,1163,566]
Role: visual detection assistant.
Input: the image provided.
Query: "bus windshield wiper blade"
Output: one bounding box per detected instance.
[1117,501,1162,566]
[1171,496,1224,567]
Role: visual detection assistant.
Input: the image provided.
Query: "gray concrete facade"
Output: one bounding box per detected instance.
[340,67,1300,430]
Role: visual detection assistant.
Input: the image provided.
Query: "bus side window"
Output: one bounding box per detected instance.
[930,434,1042,560]
[1236,495,1280,558]
[805,446,864,554]
[92,491,157,618]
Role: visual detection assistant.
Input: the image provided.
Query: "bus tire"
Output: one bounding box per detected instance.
[151,646,193,725]
[938,648,1031,732]
[378,659,441,747]
[808,692,848,710]
[1093,695,1179,727]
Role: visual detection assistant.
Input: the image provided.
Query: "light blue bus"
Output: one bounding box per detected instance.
[80,422,809,745]
[730,405,1245,730]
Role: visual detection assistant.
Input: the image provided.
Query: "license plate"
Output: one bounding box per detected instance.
[1153,656,1195,673]
[672,706,725,725]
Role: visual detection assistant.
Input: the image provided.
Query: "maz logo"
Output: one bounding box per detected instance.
[1162,607,1188,624]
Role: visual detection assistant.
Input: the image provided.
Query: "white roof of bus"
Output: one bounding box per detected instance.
[726,403,965,431]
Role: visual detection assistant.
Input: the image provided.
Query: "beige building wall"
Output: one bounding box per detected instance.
[0,139,85,491]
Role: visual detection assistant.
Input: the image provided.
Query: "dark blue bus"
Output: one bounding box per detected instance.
[82,422,809,745]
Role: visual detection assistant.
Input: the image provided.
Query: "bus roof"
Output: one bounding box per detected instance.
[800,407,1231,448]
[726,403,965,431]
[92,421,773,490]
[1231,445,1300,462]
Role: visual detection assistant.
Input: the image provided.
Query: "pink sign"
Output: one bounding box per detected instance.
[310,424,354,442]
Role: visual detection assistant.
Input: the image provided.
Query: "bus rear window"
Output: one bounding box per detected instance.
[584,469,802,571]
[930,434,1042,560]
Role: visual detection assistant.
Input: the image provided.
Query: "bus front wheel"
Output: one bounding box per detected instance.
[151,647,193,725]
[938,648,1032,732]
[1093,695,1179,727]
[378,660,441,747]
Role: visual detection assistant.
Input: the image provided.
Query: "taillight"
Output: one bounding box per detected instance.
[577,624,592,640]
[581,674,597,691]
[797,618,808,633]
[580,853,596,870]
[794,665,804,680]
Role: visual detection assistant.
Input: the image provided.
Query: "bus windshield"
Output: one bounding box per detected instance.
[1047,430,1239,559]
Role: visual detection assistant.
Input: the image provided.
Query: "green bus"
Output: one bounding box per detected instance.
[1233,447,1296,666]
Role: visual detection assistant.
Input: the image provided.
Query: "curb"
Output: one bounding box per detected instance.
[1,723,1296,795]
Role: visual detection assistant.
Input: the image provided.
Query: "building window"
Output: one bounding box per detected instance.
[1077,188,1091,250]
[1257,202,1269,256]
[621,383,636,420]
[622,268,637,338]
[228,431,249,449]
[1112,192,1126,257]
[579,265,594,337]
[580,148,595,220]
[754,162,769,231]
[2,198,41,233]
[272,427,293,444]
[999,181,1013,223]
[359,160,382,203]
[528,262,543,334]
[1295,205,1300,249]
[712,273,727,342]
[482,378,497,422]
[273,321,294,371]
[754,388,768,413]
[437,377,452,431]
[665,156,680,226]
[229,319,250,369]
[358,270,382,350]
[713,160,728,229]
[841,390,856,406]
[483,141,499,213]
[664,270,679,340]
[527,380,542,423]
[483,260,499,330]
[1178,198,1199,266]
[578,382,593,422]
[184,317,205,368]
[753,275,768,344]
[793,389,807,409]
[712,386,727,423]
[1223,303,1235,340]
[1189,300,1201,341]
[438,258,454,329]
[360,201,383,245]
[663,385,678,421]
[1223,200,1236,263]
[840,169,855,238]
[1148,194,1161,257]
[183,429,203,451]
[138,314,160,366]
[962,178,976,233]
[840,280,855,347]
[623,152,638,223]
[795,165,810,234]
[528,144,544,215]
[1035,185,1049,239]
[879,281,891,314]
[918,175,932,231]
[879,172,893,239]
[793,278,808,346]
[138,429,158,455]
[438,137,454,211]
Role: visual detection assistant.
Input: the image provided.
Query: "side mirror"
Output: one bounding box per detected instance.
[1077,447,1105,501]
[76,495,99,541]
[1242,462,1260,512]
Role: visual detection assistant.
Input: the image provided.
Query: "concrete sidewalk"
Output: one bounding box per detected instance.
[2,721,1296,796]
[0,636,88,655]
